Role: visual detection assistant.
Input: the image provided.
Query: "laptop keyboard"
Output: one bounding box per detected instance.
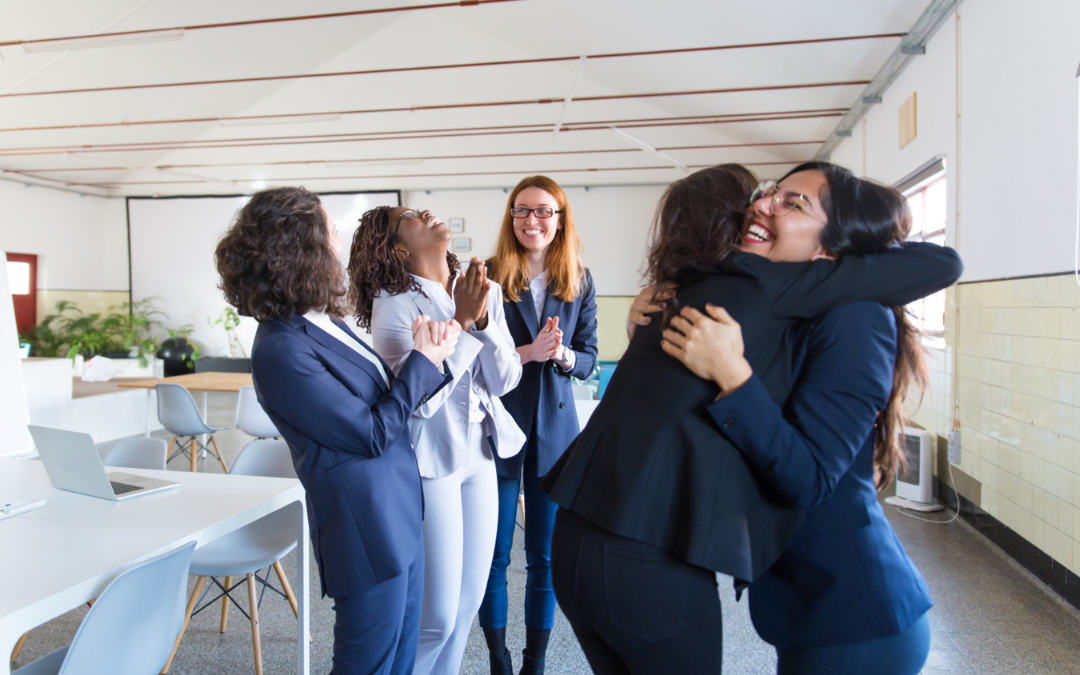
[110,481,142,495]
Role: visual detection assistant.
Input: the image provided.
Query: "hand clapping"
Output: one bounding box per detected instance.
[411,314,461,369]
[519,316,563,364]
[453,257,491,332]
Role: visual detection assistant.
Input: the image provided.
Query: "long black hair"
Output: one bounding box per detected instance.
[781,161,928,490]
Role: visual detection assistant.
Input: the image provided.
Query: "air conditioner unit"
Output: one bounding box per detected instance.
[884,427,944,512]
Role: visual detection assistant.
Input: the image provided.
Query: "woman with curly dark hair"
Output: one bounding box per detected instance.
[215,187,459,675]
[348,206,524,675]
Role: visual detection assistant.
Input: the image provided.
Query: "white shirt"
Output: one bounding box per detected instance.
[529,271,575,371]
[303,311,390,387]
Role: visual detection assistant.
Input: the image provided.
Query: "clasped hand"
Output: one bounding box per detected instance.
[454,257,491,332]
[661,304,753,396]
[519,316,564,364]
[411,314,461,369]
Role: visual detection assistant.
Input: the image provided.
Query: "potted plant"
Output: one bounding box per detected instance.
[158,324,202,377]
[101,298,165,367]
[199,307,252,373]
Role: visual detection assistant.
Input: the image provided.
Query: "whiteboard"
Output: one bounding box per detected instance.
[0,251,33,457]
[129,191,399,357]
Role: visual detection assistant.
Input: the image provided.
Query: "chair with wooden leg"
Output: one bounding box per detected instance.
[162,440,300,675]
[103,436,168,470]
[155,383,231,473]
[235,385,280,439]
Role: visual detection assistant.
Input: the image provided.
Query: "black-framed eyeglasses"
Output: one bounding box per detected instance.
[510,207,560,219]
[749,181,826,223]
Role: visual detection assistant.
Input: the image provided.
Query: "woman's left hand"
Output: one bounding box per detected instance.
[661,304,753,395]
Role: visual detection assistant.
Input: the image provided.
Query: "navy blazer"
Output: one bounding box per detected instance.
[251,314,447,598]
[495,269,598,479]
[708,302,933,649]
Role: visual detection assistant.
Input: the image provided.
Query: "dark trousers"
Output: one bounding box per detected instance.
[330,544,424,675]
[480,450,559,630]
[550,510,723,675]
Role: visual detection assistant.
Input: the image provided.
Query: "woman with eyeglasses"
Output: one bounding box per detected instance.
[347,206,524,675]
[654,162,948,675]
[540,164,962,673]
[215,188,458,675]
[477,176,598,675]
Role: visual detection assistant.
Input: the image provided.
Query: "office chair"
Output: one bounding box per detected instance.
[102,437,169,471]
[235,386,280,439]
[12,542,195,675]
[162,440,300,675]
[155,384,230,473]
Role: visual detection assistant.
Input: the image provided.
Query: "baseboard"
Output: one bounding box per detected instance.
[934,477,1080,611]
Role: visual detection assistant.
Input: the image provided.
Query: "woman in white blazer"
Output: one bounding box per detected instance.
[348,205,525,675]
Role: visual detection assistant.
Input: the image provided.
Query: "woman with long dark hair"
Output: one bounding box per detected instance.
[216,187,458,675]
[540,164,962,673]
[664,162,940,675]
[348,206,524,675]
[478,176,598,675]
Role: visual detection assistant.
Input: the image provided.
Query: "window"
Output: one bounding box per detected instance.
[7,261,30,295]
[904,174,947,343]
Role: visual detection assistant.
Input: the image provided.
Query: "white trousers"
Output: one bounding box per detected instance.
[412,427,498,675]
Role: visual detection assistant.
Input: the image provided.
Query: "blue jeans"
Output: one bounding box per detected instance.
[479,450,559,630]
[776,613,930,675]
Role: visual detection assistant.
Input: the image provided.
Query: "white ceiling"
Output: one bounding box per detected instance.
[0,0,932,196]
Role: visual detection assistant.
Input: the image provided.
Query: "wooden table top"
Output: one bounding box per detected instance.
[115,371,253,392]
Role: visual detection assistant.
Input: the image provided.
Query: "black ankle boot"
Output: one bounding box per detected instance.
[483,626,514,675]
[520,627,550,675]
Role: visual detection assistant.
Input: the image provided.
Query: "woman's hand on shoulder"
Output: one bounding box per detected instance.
[661,304,752,396]
[454,257,491,332]
[411,314,460,369]
[627,284,674,340]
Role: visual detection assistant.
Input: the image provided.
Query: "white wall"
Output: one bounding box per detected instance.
[128,192,399,356]
[404,183,668,296]
[0,252,33,457]
[830,1,1080,282]
[0,179,128,292]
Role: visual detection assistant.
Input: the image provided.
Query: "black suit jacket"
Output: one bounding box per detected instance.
[541,243,963,583]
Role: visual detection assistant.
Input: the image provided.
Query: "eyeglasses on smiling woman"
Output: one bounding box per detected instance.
[509,207,561,219]
[749,180,826,223]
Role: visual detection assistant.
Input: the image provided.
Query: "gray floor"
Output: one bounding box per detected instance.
[11,392,1080,674]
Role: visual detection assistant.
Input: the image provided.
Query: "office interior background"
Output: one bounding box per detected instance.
[3,0,1080,673]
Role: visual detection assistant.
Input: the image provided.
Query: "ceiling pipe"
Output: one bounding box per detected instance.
[553,56,588,139]
[611,127,690,174]
[815,0,961,160]
[0,34,900,99]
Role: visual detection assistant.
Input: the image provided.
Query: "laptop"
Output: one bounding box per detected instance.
[28,426,179,501]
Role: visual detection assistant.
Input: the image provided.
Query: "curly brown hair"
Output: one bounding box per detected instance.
[215,186,346,321]
[644,163,758,289]
[347,205,461,329]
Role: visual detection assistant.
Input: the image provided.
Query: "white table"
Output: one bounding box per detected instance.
[0,458,309,675]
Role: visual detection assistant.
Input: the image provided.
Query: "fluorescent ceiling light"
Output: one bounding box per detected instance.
[22,29,185,54]
[219,113,342,128]
[325,158,424,169]
[610,127,689,174]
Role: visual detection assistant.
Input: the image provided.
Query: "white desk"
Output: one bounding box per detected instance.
[0,459,309,675]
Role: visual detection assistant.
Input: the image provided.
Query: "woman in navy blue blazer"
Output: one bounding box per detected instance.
[479,175,598,675]
[214,187,459,675]
[663,162,946,675]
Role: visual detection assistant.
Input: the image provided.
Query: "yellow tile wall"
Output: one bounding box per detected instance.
[910,275,1080,575]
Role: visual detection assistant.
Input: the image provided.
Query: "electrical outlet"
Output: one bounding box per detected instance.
[947,430,961,464]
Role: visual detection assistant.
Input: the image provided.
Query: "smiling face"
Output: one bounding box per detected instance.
[739,169,832,262]
[512,186,561,256]
[389,206,450,257]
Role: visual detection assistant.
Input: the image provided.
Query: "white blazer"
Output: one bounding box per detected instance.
[371,275,526,479]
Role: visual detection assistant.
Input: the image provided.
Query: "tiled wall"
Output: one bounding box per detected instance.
[910,274,1080,577]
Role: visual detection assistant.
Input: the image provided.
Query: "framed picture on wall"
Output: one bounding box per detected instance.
[452,237,471,253]
[449,217,465,233]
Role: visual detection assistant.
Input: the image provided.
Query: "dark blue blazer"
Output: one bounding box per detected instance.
[251,314,447,598]
[495,269,598,479]
[707,302,933,649]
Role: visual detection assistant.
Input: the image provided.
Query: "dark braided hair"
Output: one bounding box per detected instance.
[347,205,461,329]
[215,186,346,321]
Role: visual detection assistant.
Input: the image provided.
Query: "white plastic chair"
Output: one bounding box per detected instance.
[235,386,280,439]
[162,440,299,675]
[155,383,230,473]
[102,437,168,471]
[12,542,195,675]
